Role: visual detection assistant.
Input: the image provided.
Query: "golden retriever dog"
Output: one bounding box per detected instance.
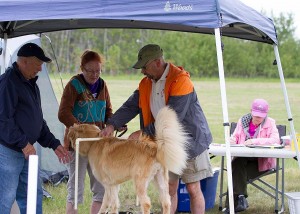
[68,106,188,214]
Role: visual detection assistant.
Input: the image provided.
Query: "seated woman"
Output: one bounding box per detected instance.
[223,98,280,214]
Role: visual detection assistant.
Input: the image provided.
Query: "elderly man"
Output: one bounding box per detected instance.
[0,43,70,214]
[101,44,213,214]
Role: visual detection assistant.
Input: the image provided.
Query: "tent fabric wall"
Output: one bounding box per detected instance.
[0,0,277,44]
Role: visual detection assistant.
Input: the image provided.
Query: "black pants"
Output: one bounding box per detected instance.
[225,157,268,207]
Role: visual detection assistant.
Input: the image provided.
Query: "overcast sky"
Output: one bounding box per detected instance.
[240,0,299,38]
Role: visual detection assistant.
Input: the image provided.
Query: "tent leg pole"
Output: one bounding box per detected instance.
[1,33,7,75]
[214,28,234,214]
[273,44,300,168]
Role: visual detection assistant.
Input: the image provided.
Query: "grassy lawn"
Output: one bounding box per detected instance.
[44,75,300,213]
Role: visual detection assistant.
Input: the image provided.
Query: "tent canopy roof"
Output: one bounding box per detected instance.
[0,0,277,44]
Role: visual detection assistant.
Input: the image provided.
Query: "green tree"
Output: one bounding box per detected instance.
[41,13,300,78]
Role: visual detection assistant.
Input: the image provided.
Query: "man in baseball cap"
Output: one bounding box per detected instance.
[0,42,70,213]
[17,42,52,63]
[132,44,163,69]
[102,43,213,214]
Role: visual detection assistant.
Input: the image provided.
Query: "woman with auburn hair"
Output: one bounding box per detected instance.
[58,50,112,214]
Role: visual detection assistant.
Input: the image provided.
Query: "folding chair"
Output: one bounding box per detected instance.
[218,122,286,213]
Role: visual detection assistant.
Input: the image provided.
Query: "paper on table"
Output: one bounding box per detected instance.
[216,143,245,147]
[246,144,284,149]
[230,144,246,147]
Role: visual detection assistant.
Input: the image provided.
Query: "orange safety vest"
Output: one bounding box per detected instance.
[138,63,193,127]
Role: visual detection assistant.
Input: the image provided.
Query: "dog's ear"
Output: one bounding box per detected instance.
[68,125,77,149]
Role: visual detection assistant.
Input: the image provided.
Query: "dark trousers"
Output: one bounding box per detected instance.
[225,157,267,207]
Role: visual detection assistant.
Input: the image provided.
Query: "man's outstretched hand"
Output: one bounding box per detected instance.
[54,145,71,164]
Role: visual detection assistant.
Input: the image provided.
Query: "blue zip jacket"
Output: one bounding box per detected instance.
[0,62,61,152]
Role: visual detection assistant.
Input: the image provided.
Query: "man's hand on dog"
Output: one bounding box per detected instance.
[54,145,71,164]
[100,124,115,137]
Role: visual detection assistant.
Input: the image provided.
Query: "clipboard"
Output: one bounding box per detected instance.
[246,144,284,149]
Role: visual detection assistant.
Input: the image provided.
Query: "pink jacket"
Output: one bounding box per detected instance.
[232,117,280,171]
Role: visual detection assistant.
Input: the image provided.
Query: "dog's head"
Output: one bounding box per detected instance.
[68,124,101,151]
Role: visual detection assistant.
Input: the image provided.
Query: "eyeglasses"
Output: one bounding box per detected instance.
[83,67,101,75]
[141,59,156,70]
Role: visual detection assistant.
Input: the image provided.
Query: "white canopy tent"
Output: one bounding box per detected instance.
[0,0,299,213]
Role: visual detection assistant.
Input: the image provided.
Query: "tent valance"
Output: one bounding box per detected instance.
[0,0,277,44]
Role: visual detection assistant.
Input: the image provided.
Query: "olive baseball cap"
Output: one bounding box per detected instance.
[17,42,52,63]
[132,44,163,69]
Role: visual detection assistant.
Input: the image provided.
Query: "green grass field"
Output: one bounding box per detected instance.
[44,76,300,214]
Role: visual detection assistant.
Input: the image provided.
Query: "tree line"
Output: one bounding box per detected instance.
[41,13,300,78]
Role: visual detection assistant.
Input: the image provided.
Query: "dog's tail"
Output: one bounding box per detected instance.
[155,106,189,175]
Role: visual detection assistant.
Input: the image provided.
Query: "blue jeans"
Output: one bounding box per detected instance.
[0,144,43,214]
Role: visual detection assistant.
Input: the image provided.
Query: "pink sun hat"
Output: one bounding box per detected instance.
[251,99,269,118]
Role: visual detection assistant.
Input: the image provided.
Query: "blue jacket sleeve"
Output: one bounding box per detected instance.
[108,89,140,129]
[37,119,61,150]
[0,77,28,149]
